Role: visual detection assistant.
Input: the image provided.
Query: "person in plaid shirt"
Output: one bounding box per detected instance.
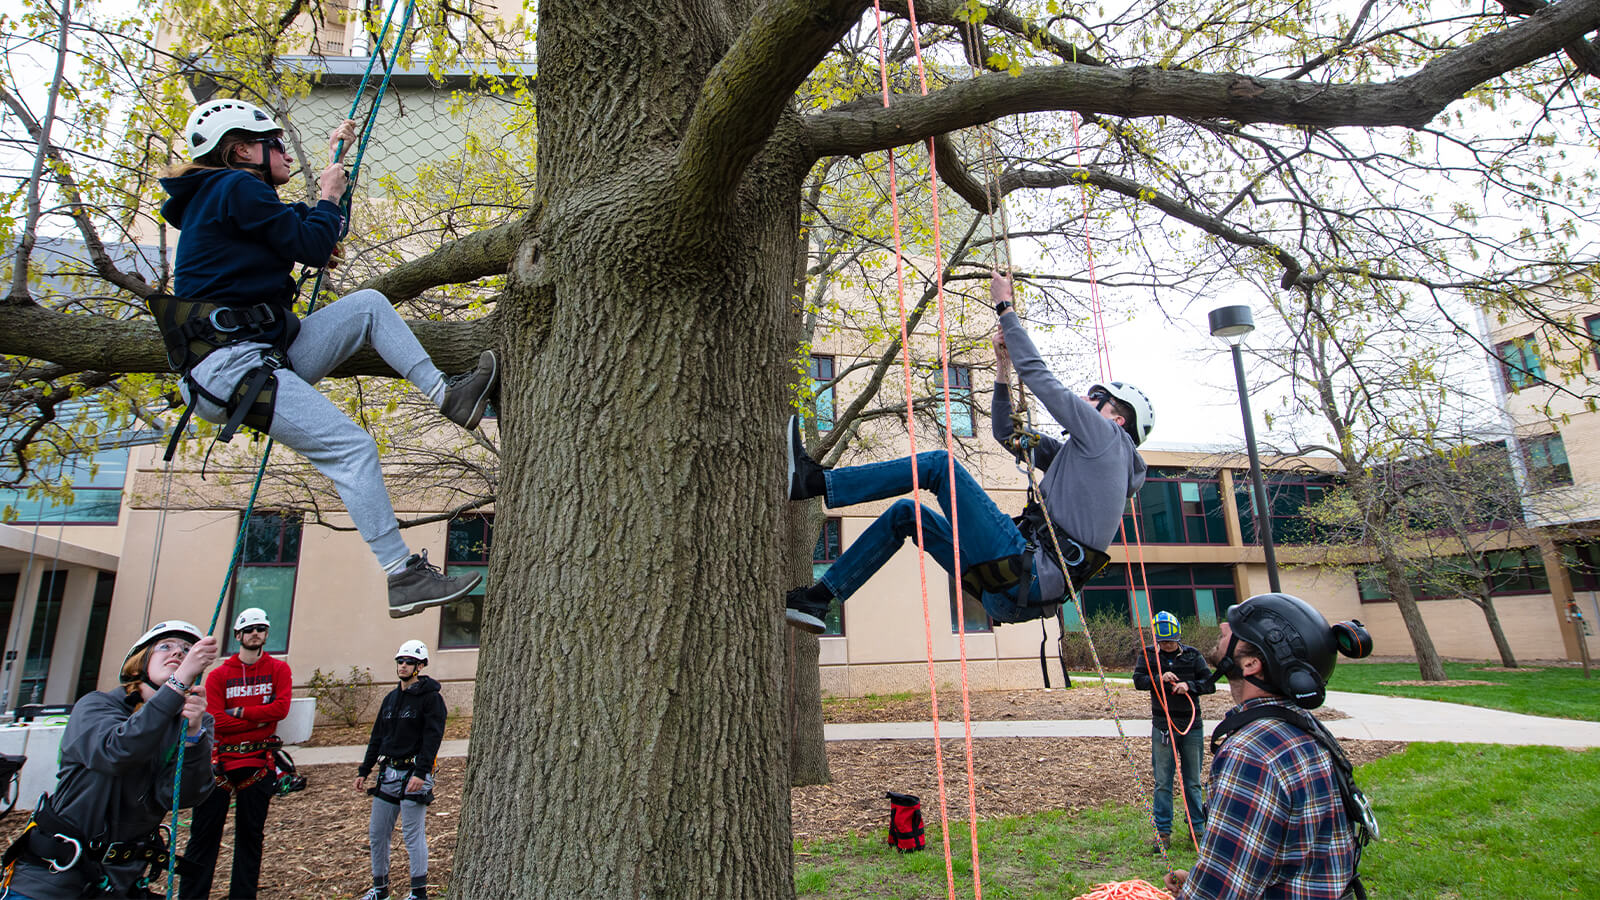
[1164,593,1373,900]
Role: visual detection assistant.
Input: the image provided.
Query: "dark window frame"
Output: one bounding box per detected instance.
[1523,432,1573,488]
[226,511,303,655]
[812,516,845,636]
[808,355,836,433]
[1495,334,1545,392]
[440,514,493,650]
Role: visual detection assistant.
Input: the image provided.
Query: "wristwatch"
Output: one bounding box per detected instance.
[994,299,1013,315]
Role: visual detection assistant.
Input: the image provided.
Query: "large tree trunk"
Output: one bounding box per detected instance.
[1381,553,1447,681]
[450,2,810,895]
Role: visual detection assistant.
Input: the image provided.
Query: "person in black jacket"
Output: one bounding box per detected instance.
[353,641,447,900]
[1132,611,1215,852]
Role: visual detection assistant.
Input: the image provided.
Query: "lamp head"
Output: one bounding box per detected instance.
[1209,305,1255,343]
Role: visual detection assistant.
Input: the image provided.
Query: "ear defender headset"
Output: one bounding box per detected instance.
[1213,593,1374,709]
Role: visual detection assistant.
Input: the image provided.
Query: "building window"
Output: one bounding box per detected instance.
[1495,335,1544,392]
[17,570,66,706]
[441,516,491,649]
[1074,564,1236,628]
[1358,549,1549,602]
[1233,472,1334,546]
[1,446,128,526]
[228,512,301,655]
[949,579,993,633]
[1123,468,1228,544]
[812,517,844,635]
[1586,315,1600,369]
[807,355,835,432]
[74,572,115,700]
[934,365,974,437]
[1523,432,1572,488]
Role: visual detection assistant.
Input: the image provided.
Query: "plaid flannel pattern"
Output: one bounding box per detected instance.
[1180,698,1357,900]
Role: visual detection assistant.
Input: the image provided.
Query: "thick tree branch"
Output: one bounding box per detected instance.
[358,214,528,301]
[673,0,870,212]
[0,303,499,376]
[804,0,1600,158]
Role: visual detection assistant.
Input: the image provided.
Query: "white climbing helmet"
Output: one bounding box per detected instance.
[125,619,205,667]
[233,607,270,632]
[395,640,430,665]
[1090,381,1154,446]
[184,98,281,161]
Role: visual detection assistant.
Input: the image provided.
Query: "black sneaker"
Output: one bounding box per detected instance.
[785,586,830,634]
[387,550,482,618]
[787,415,826,501]
[1151,833,1171,855]
[440,350,499,430]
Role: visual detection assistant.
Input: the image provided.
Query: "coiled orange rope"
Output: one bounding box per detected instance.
[1071,879,1175,900]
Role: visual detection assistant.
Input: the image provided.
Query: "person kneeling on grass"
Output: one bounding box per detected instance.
[783,271,1150,632]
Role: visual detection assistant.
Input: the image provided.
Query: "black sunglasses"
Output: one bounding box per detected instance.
[258,135,287,154]
[395,657,422,666]
[238,625,269,635]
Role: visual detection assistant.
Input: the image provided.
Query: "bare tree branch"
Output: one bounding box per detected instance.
[804,0,1600,158]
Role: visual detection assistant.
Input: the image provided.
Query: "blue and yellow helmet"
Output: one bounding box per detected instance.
[1153,611,1180,642]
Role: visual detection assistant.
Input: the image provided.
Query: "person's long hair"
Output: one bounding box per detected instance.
[161,130,271,179]
[119,646,153,710]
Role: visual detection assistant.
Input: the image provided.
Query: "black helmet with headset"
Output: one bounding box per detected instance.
[1214,593,1373,709]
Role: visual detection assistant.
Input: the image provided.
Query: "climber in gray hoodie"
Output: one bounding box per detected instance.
[783,272,1149,633]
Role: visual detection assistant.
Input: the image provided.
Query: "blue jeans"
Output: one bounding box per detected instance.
[818,450,1040,623]
[1152,723,1206,836]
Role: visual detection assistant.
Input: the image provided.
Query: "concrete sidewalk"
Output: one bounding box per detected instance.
[284,691,1600,764]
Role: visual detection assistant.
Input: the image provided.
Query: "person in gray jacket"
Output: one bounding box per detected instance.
[3,620,218,898]
[783,272,1149,632]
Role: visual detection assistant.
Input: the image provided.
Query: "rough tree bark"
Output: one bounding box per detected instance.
[448,0,859,894]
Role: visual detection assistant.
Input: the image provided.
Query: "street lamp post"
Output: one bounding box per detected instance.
[1209,305,1281,593]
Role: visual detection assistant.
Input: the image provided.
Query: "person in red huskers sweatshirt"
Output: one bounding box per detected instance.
[179,607,293,899]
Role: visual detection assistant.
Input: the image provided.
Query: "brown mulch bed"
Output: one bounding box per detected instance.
[295,716,472,747]
[0,691,1395,897]
[1377,679,1503,687]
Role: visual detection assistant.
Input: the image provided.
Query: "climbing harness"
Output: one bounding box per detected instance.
[146,294,298,460]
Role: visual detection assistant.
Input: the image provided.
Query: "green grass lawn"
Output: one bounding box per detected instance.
[796,744,1600,898]
[1328,660,1600,721]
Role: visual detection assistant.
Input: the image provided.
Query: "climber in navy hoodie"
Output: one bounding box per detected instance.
[160,98,495,617]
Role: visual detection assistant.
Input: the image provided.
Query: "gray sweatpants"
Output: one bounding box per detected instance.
[369,766,432,880]
[184,290,443,569]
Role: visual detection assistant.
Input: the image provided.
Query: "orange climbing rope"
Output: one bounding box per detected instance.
[867,2,983,898]
[1071,879,1175,900]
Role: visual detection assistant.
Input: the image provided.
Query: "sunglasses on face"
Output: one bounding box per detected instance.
[396,657,422,666]
[238,625,268,635]
[153,641,192,656]
[259,135,287,154]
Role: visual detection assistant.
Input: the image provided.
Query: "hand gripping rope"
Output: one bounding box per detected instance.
[158,2,420,894]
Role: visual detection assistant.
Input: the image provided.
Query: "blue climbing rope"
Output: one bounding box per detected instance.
[160,2,418,893]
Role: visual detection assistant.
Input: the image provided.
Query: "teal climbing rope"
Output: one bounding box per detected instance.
[160,2,419,893]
